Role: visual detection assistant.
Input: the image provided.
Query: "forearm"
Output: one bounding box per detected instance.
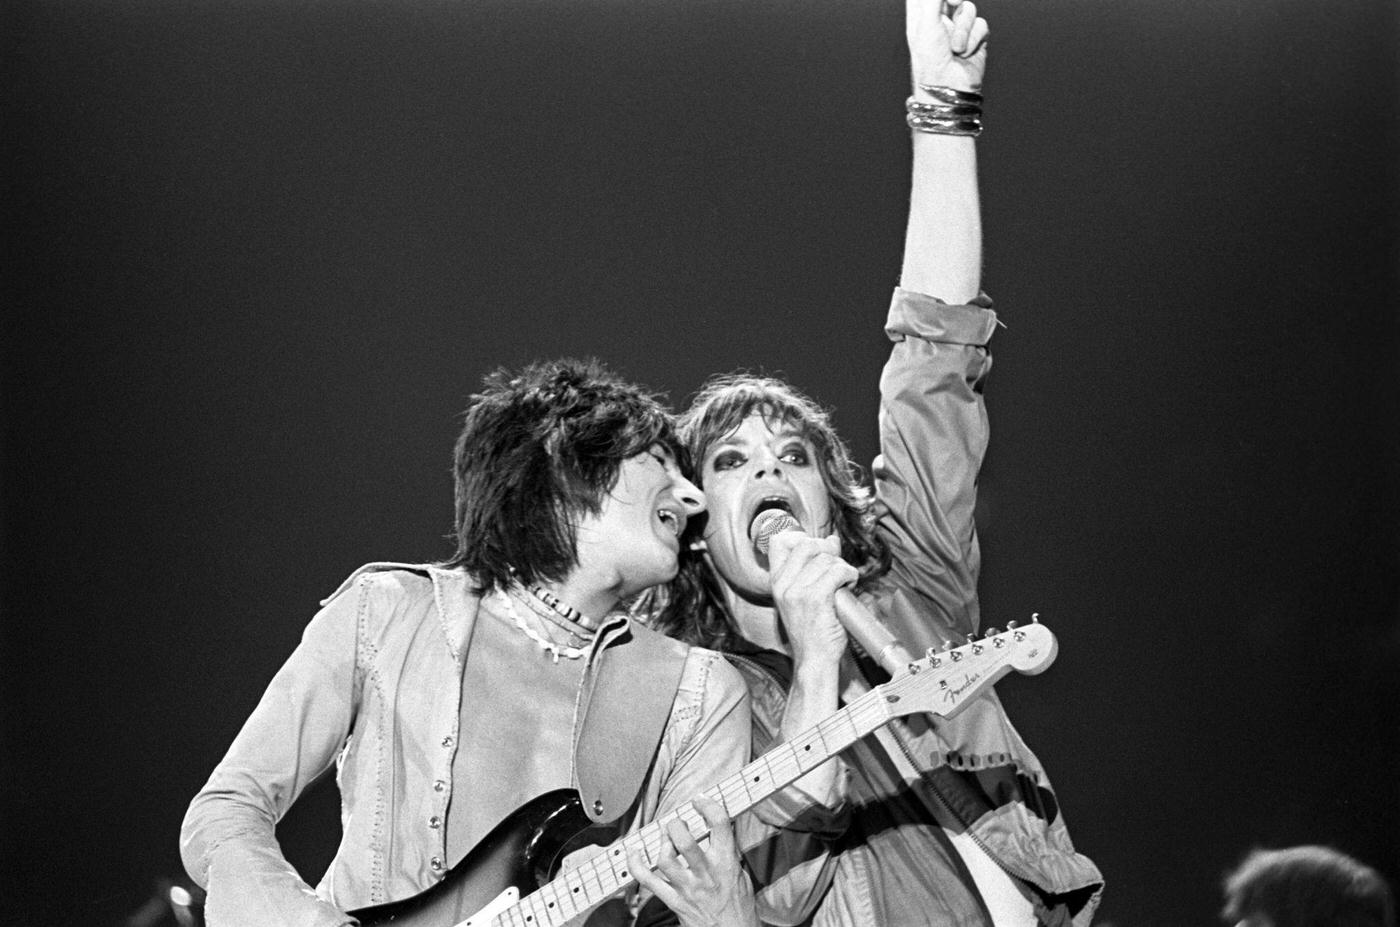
[898,0,987,303]
[181,586,363,925]
[900,132,981,303]
[778,660,844,806]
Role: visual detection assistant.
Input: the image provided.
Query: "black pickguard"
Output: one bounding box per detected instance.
[351,790,622,927]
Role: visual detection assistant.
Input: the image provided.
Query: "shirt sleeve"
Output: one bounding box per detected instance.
[631,648,752,926]
[873,286,999,647]
[179,583,365,927]
[652,648,752,820]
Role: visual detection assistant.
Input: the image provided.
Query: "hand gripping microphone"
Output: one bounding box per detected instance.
[750,509,915,676]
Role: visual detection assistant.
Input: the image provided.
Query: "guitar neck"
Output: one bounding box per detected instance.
[489,621,1056,927]
[492,685,892,927]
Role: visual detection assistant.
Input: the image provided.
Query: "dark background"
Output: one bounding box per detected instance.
[4,1,1398,925]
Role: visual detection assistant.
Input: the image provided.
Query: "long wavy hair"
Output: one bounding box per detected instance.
[649,374,890,650]
[443,358,685,594]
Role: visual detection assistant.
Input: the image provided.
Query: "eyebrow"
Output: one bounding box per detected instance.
[707,430,809,454]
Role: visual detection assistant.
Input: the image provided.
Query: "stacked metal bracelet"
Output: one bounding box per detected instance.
[907,85,983,137]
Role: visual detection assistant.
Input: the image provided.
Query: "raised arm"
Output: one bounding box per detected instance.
[900,0,988,302]
[874,0,994,646]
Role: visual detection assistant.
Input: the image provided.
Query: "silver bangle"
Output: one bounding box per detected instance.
[906,111,983,137]
[917,84,983,106]
[906,96,981,118]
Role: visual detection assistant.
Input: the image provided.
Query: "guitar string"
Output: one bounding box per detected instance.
[501,638,1024,925]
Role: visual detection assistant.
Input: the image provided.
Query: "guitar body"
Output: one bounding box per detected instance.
[351,790,621,927]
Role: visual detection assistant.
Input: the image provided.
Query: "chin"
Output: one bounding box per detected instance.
[713,557,771,600]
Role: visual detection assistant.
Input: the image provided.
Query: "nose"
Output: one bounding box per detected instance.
[750,445,784,480]
[672,472,706,516]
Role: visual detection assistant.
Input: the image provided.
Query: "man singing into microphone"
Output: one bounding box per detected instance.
[650,1,1103,924]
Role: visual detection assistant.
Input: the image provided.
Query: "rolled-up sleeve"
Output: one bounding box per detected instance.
[875,287,998,647]
[180,585,364,927]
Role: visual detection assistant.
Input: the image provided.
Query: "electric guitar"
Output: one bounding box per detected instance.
[352,621,1058,927]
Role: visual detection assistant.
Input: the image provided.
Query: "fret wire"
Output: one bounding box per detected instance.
[745,756,771,796]
[677,801,707,836]
[718,777,749,816]
[759,750,779,790]
[765,742,802,781]
[538,878,567,925]
[603,839,630,893]
[637,820,665,868]
[557,868,586,920]
[583,850,610,902]
[735,764,757,806]
[794,727,830,771]
[518,891,547,927]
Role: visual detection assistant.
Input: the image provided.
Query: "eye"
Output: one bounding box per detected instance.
[779,445,810,466]
[710,450,744,472]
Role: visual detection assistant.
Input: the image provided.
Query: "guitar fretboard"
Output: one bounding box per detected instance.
[488,684,895,926]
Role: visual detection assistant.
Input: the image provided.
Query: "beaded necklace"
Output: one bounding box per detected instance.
[497,583,599,663]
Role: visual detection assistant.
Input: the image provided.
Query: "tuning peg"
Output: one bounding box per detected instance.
[1031,612,1041,623]
[924,647,942,668]
[1006,620,1018,630]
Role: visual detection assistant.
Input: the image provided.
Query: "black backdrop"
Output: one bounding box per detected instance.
[4,2,1398,925]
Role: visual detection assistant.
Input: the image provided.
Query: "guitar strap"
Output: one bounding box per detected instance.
[572,620,689,825]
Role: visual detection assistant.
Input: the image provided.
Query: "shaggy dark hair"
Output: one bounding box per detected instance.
[443,358,683,593]
[1221,846,1396,927]
[651,374,891,650]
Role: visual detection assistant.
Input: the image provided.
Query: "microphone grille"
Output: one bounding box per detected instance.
[750,509,801,555]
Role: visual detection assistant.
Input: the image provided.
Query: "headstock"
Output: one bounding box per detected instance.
[878,620,1058,720]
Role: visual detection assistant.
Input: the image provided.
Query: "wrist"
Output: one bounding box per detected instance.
[911,60,982,96]
[790,653,842,695]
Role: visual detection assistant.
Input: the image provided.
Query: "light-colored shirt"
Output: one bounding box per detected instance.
[181,563,751,927]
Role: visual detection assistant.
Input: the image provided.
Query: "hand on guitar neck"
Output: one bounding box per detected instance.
[627,797,758,927]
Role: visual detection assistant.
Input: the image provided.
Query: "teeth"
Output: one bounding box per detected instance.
[657,510,678,536]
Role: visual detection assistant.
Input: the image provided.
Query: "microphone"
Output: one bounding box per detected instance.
[750,509,915,676]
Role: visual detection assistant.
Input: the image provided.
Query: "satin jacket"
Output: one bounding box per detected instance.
[738,289,1104,926]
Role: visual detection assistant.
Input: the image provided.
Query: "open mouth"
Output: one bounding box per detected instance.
[656,508,682,538]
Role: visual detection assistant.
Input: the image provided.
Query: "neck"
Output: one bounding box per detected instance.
[538,573,620,626]
[721,583,789,655]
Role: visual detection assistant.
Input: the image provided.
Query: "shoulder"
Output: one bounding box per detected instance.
[314,562,446,643]
[679,643,748,712]
[319,561,435,605]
